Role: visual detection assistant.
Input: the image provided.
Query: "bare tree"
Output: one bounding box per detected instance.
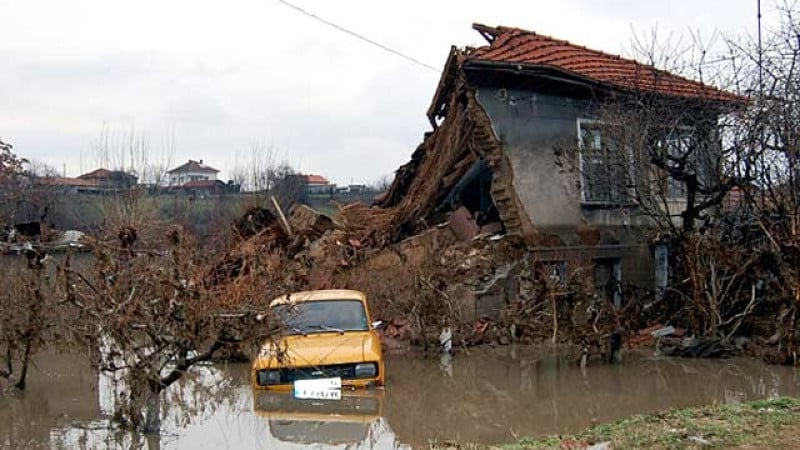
[586,3,800,352]
[0,256,62,392]
[369,173,394,193]
[731,2,800,363]
[550,7,800,342]
[62,213,284,432]
[0,143,63,391]
[91,124,176,186]
[0,138,28,226]
[228,142,306,210]
[13,160,69,226]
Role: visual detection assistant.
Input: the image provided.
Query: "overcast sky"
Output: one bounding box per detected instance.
[0,0,768,185]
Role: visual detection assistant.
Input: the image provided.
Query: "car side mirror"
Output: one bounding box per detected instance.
[371,320,384,330]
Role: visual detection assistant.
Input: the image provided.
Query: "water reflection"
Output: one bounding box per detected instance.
[253,391,408,449]
[1,348,798,449]
[383,348,800,446]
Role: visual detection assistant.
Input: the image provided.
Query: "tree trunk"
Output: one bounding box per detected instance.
[143,388,162,434]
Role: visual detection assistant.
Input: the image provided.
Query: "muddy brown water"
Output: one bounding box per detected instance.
[1,348,799,449]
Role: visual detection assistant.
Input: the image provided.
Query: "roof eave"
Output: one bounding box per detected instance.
[464,58,746,107]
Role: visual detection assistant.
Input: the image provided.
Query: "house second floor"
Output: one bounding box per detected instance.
[167,160,219,186]
[377,24,744,246]
[428,24,743,235]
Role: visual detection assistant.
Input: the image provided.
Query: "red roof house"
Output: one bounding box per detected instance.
[33,167,137,193]
[376,23,742,291]
[168,160,220,186]
[77,167,138,188]
[302,174,333,194]
[303,174,330,185]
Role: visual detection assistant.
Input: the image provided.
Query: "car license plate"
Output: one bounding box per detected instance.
[293,377,342,400]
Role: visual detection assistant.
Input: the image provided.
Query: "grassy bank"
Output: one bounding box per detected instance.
[436,397,800,449]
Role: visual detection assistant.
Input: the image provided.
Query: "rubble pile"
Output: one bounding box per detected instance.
[335,203,396,248]
[207,207,289,286]
[206,198,625,356]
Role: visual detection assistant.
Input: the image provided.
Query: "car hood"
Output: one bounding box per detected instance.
[255,332,376,368]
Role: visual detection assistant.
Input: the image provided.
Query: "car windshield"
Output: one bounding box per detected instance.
[273,300,369,334]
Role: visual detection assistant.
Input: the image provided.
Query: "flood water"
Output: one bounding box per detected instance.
[2,347,799,449]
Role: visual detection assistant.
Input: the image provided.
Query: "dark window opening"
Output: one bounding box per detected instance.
[594,258,622,307]
[437,158,502,227]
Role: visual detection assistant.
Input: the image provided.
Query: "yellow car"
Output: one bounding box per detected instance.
[252,289,385,391]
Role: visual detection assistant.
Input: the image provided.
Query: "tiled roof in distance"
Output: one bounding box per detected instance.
[304,174,330,184]
[468,24,743,103]
[78,168,112,179]
[168,160,220,174]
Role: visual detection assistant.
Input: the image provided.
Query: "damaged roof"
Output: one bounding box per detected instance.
[466,24,743,103]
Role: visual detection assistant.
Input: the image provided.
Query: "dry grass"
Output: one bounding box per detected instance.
[433,397,800,450]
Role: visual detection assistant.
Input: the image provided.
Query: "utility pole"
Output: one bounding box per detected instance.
[757,0,763,96]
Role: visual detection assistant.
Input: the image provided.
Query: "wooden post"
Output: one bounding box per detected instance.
[271,195,292,237]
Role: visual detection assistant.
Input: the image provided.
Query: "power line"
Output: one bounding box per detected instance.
[275,0,439,73]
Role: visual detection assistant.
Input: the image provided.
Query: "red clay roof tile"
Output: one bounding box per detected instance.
[468,25,743,103]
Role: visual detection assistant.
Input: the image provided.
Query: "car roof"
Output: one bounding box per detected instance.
[269,289,367,307]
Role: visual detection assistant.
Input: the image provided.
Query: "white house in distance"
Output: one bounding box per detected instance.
[303,174,334,194]
[168,160,219,186]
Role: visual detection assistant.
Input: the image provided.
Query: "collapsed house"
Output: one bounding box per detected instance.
[346,24,742,317]
[216,25,744,348]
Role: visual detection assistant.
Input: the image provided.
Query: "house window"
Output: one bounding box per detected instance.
[651,129,694,200]
[577,120,633,204]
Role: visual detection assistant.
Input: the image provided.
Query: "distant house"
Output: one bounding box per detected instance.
[78,168,138,189]
[168,160,219,186]
[303,174,334,194]
[34,167,137,194]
